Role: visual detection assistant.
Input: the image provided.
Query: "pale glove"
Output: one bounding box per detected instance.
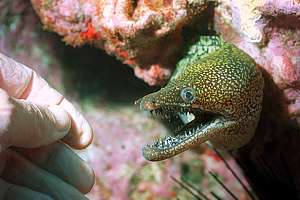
[0,53,94,199]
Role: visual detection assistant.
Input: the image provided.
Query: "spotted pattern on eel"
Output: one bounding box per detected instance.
[136,40,264,161]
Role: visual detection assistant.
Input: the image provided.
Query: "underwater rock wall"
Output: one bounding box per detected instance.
[31,0,212,85]
[216,0,300,125]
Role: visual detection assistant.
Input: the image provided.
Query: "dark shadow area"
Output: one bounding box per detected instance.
[51,34,159,104]
[235,69,300,200]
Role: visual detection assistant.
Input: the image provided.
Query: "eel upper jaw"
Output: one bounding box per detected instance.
[141,105,223,161]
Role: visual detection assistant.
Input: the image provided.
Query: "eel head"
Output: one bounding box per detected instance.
[136,43,264,161]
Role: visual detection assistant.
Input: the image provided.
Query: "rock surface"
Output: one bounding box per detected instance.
[31,0,212,85]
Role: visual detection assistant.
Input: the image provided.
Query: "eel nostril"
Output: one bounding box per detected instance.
[151,99,156,104]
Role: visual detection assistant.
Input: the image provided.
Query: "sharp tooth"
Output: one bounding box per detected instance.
[178,111,195,124]
[179,135,186,141]
[186,112,195,123]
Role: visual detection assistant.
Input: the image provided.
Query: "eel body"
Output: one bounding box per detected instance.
[136,40,264,161]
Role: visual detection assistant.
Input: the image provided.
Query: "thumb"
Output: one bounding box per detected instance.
[0,89,71,151]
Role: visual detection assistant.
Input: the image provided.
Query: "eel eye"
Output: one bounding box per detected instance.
[180,87,196,103]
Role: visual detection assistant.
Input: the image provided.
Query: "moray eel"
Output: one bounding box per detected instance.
[136,40,264,161]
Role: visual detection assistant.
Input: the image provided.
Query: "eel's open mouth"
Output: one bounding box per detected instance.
[141,105,221,161]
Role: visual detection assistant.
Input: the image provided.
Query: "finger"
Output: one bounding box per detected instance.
[14,142,94,194]
[0,53,93,149]
[0,53,33,98]
[0,179,53,200]
[1,149,88,200]
[0,89,71,149]
[0,52,63,103]
[60,99,93,149]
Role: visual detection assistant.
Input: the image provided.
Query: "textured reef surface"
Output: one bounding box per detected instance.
[216,0,300,126]
[1,0,300,199]
[31,0,212,85]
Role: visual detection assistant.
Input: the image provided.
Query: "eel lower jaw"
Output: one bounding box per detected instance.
[142,107,222,161]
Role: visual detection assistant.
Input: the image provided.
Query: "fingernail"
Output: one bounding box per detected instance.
[80,162,95,193]
[79,121,93,147]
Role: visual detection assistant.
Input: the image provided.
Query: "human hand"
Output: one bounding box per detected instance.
[0,53,94,199]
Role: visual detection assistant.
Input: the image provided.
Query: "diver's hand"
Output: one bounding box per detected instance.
[0,53,93,149]
[0,143,94,199]
[0,53,94,199]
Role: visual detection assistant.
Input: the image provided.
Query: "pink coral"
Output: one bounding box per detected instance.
[201,149,250,200]
[216,0,300,125]
[31,0,210,85]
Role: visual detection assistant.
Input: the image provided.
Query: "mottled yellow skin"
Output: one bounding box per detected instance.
[137,42,264,161]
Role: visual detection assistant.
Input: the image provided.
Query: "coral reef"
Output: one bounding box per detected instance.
[2,0,300,199]
[83,108,179,199]
[31,0,212,85]
[0,1,249,199]
[216,0,300,125]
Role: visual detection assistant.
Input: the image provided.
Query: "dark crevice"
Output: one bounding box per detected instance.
[48,34,159,104]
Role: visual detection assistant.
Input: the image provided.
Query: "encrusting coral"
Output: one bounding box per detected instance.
[31,0,212,85]
[216,0,300,124]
